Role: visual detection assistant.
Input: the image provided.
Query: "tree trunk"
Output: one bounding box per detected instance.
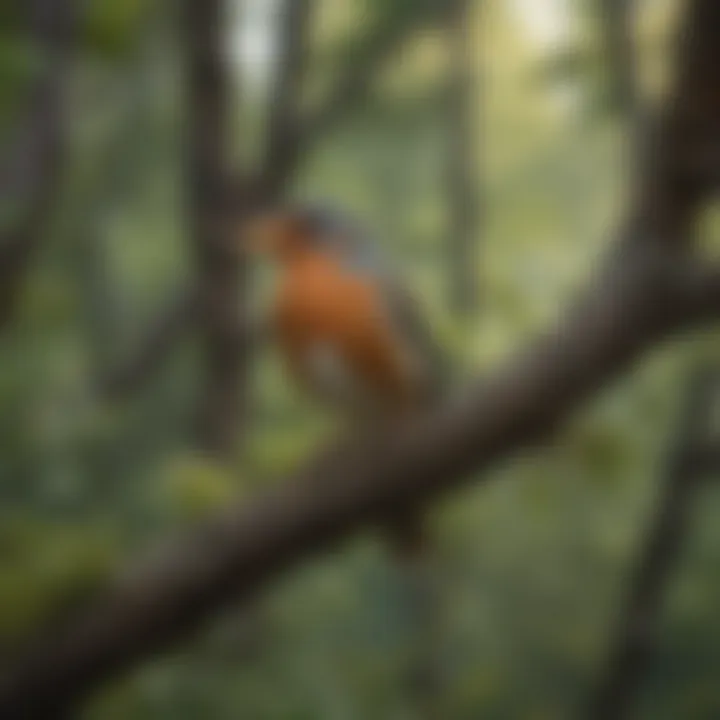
[446,0,480,318]
[184,0,246,458]
[0,0,74,330]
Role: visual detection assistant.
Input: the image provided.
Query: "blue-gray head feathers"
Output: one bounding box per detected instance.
[292,203,388,274]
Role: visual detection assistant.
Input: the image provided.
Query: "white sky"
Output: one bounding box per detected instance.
[509,0,570,49]
[230,0,280,91]
[231,0,571,89]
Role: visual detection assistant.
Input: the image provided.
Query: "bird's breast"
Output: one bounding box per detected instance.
[272,258,413,409]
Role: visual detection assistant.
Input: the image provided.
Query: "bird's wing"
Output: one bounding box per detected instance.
[376,277,448,404]
[316,210,448,402]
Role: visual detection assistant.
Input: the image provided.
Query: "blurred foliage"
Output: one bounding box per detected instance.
[82,0,152,58]
[0,35,40,128]
[1,0,719,718]
[0,514,120,648]
[160,453,238,520]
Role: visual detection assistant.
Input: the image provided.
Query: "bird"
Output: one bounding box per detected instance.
[243,204,449,710]
[243,203,447,559]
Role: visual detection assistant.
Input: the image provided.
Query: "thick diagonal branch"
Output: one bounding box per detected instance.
[0,240,717,718]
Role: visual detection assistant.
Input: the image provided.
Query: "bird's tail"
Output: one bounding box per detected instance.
[385,511,446,719]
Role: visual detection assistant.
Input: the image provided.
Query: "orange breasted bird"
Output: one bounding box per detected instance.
[244,203,447,558]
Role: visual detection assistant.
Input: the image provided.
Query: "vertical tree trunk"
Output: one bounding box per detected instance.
[446,0,480,319]
[260,0,313,198]
[184,0,245,458]
[0,0,74,330]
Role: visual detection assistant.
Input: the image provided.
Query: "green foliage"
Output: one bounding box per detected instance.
[82,0,152,57]
[160,454,237,520]
[0,515,120,647]
[0,35,41,129]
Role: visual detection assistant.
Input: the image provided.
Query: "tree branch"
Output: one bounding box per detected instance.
[99,292,197,399]
[676,263,720,322]
[0,238,717,717]
[1,0,719,716]
[259,0,315,196]
[110,1,442,393]
[97,291,271,401]
[257,0,446,197]
[184,0,248,458]
[633,0,720,240]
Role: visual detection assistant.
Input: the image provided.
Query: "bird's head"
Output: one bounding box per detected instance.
[240,204,369,265]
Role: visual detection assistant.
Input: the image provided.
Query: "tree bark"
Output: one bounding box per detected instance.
[0,242,717,718]
[0,0,74,330]
[446,0,480,317]
[184,0,246,458]
[258,0,314,199]
[256,0,446,198]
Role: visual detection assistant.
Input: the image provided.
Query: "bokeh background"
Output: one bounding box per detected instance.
[1,0,719,718]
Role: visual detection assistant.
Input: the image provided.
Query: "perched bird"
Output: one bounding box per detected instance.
[244,203,446,557]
